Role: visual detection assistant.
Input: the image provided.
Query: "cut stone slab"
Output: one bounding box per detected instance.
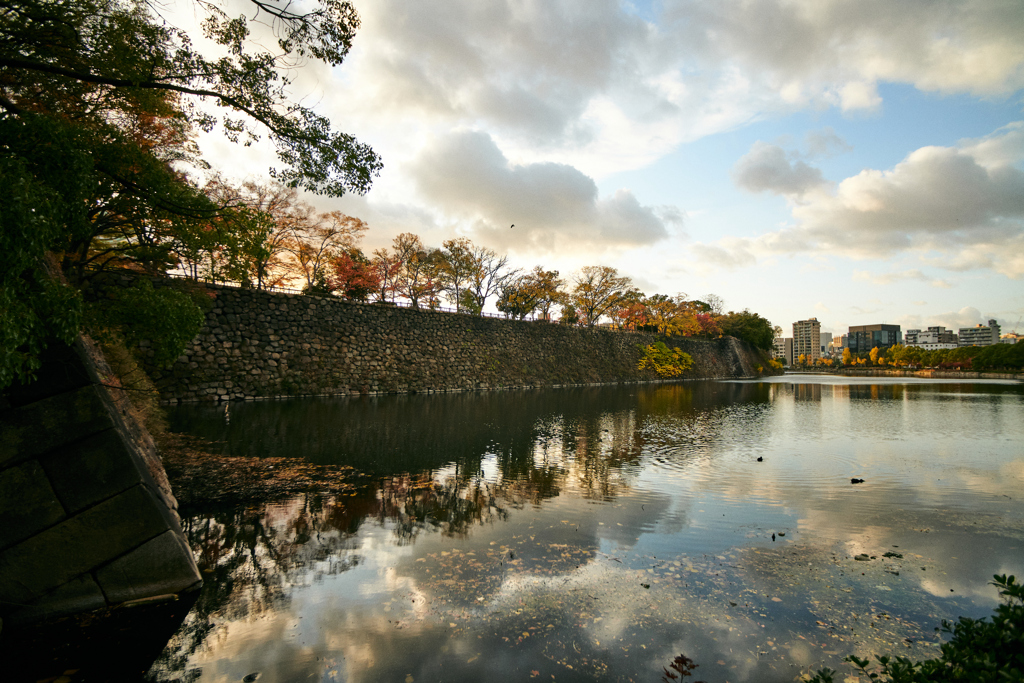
[8,574,108,626]
[96,530,201,604]
[41,428,148,515]
[0,485,173,606]
[0,460,66,550]
[0,385,112,468]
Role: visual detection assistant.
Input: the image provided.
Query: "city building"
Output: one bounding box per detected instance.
[793,318,821,361]
[1000,333,1021,345]
[773,337,794,366]
[959,319,1001,347]
[905,326,957,349]
[848,324,901,353]
[820,332,833,356]
[832,334,848,353]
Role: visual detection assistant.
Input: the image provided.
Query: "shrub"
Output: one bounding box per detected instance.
[808,574,1024,683]
[638,342,694,377]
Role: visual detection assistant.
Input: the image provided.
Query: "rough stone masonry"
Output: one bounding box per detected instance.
[135,279,766,403]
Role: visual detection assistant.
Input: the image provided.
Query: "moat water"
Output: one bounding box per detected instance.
[149,376,1024,682]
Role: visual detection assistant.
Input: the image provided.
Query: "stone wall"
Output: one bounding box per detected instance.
[132,279,767,402]
[0,337,202,626]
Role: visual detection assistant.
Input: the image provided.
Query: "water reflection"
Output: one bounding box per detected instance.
[152,378,1024,683]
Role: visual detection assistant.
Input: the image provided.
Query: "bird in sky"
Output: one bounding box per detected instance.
[510,224,514,229]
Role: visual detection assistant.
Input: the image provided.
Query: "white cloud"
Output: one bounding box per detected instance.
[696,123,1024,277]
[852,269,952,288]
[407,131,671,255]
[804,127,852,157]
[661,0,1024,105]
[690,237,758,270]
[732,141,827,196]
[929,307,986,330]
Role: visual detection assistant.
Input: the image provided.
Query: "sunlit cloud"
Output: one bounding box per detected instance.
[694,123,1024,277]
[407,131,672,255]
[852,270,953,288]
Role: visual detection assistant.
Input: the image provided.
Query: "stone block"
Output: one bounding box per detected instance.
[96,530,201,604]
[0,485,175,606]
[0,460,66,550]
[0,385,112,468]
[40,429,147,514]
[5,573,107,625]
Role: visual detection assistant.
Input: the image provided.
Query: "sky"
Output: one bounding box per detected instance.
[194,0,1024,337]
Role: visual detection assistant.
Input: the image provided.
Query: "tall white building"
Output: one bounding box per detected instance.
[820,332,833,356]
[793,318,821,361]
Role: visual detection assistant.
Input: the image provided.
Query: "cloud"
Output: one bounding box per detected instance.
[732,141,827,196]
[346,0,653,144]
[661,0,1024,106]
[852,269,952,288]
[696,123,1024,277]
[928,307,986,331]
[690,237,758,269]
[804,127,852,158]
[408,131,671,254]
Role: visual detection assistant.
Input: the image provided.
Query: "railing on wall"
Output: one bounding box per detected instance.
[159,271,548,323]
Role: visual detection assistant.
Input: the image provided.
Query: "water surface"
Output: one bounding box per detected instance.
[152,377,1024,682]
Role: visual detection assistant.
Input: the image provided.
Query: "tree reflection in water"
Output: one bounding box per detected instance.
[149,381,804,681]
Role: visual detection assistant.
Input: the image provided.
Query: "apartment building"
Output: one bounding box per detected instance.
[905,326,958,350]
[773,337,794,366]
[793,318,821,361]
[959,319,1001,347]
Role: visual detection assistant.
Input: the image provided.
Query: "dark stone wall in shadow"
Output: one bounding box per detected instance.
[0,336,202,626]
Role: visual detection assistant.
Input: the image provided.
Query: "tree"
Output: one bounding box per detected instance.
[464,245,518,316]
[842,348,852,365]
[203,180,309,290]
[391,233,440,309]
[870,346,881,365]
[718,310,774,350]
[609,288,649,330]
[435,238,478,312]
[703,293,726,316]
[497,276,540,320]
[529,268,565,320]
[328,248,379,301]
[368,248,402,303]
[289,212,367,291]
[570,266,631,327]
[645,295,701,337]
[1,0,381,196]
[1,0,382,390]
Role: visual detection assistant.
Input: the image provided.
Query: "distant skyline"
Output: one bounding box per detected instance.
[190,0,1024,336]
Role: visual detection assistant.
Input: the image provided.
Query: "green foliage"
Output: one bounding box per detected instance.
[808,574,1024,683]
[302,270,335,297]
[886,342,1024,372]
[0,116,90,388]
[2,0,381,196]
[1,0,381,390]
[638,342,695,378]
[93,280,206,367]
[718,310,775,350]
